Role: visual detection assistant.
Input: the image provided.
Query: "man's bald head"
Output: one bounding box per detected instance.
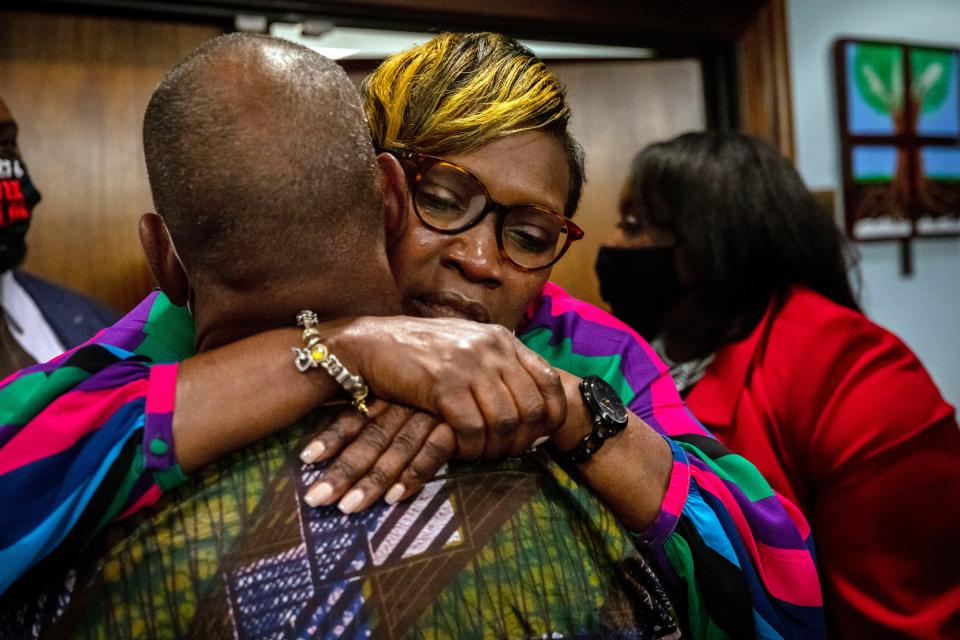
[143,34,380,290]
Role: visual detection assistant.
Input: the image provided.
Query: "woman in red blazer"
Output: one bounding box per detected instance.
[596,132,959,638]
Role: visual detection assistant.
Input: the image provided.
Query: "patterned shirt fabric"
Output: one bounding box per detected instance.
[32,422,680,640]
[0,283,823,639]
[0,292,190,597]
[519,283,821,639]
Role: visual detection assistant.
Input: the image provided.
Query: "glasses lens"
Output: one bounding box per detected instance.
[414,163,486,230]
[501,206,569,269]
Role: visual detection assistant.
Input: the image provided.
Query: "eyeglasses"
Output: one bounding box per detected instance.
[385,149,584,271]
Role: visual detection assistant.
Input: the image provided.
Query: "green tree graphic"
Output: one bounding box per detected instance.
[852,44,956,217]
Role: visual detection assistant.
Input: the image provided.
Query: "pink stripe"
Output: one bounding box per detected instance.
[145,363,179,415]
[539,282,711,440]
[541,282,670,372]
[647,369,716,439]
[116,484,162,520]
[660,459,690,518]
[755,541,823,607]
[0,380,148,475]
[690,465,822,607]
[542,282,639,331]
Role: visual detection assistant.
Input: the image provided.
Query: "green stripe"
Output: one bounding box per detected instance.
[519,328,635,405]
[664,534,732,640]
[153,463,188,491]
[678,442,774,502]
[135,294,195,362]
[94,445,148,533]
[0,367,88,425]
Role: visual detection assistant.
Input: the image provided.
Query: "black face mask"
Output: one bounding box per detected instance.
[0,155,41,273]
[595,245,687,341]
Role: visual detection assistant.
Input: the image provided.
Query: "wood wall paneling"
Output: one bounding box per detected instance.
[0,11,221,312]
[23,0,768,47]
[0,7,747,314]
[549,59,706,308]
[735,0,794,159]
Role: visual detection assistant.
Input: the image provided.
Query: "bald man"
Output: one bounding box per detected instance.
[0,97,116,377]
[0,34,677,639]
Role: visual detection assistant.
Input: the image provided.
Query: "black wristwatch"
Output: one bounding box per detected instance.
[560,375,629,464]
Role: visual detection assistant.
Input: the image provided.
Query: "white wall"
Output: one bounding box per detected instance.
[788,0,960,406]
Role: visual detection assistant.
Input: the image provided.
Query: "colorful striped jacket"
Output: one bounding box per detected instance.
[0,283,823,638]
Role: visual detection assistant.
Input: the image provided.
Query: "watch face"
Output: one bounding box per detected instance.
[584,377,628,424]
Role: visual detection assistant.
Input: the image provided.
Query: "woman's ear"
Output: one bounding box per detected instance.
[139,213,190,307]
[377,152,410,248]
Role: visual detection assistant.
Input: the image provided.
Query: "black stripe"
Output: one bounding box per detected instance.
[673,515,754,638]
[60,344,125,373]
[5,431,142,598]
[424,512,460,555]
[672,433,733,460]
[370,500,408,550]
[384,487,451,564]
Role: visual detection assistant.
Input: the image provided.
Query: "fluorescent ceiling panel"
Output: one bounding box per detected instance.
[267,23,654,60]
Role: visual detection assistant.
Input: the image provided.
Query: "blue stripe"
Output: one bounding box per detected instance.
[698,487,825,639]
[0,401,146,543]
[101,343,136,359]
[0,402,146,596]
[682,482,741,568]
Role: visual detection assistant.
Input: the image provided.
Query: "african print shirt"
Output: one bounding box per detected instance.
[0,283,824,639]
[24,420,679,639]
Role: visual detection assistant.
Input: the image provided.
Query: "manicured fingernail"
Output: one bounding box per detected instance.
[300,441,325,464]
[338,488,364,514]
[384,483,406,505]
[304,482,333,507]
[532,436,550,447]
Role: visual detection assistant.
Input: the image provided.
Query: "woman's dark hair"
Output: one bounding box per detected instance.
[627,131,861,352]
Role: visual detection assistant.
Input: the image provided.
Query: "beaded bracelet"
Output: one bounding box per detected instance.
[292,310,371,417]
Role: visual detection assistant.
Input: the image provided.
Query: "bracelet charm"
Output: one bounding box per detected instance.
[293,310,370,416]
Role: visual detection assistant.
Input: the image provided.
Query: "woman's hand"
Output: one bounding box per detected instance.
[299,400,454,512]
[328,316,566,459]
[299,393,555,513]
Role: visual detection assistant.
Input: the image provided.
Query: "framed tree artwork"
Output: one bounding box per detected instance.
[835,39,960,243]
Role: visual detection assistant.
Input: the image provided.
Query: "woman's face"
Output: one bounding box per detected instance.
[603,182,677,249]
[388,131,570,330]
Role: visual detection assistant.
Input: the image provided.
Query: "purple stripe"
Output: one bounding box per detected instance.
[688,454,806,551]
[526,292,707,442]
[93,291,160,351]
[75,361,150,392]
[15,356,74,376]
[526,297,668,443]
[525,294,664,395]
[0,422,19,447]
[1,292,158,380]
[650,542,682,589]
[143,410,175,472]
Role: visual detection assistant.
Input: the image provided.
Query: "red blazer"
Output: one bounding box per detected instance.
[686,286,959,639]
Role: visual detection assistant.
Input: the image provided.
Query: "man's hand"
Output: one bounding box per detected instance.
[329,317,566,459]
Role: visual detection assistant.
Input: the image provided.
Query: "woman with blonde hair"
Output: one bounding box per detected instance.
[2,33,822,639]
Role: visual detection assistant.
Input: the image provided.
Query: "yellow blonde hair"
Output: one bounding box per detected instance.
[362,32,584,214]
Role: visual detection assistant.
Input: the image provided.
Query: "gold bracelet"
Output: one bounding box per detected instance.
[292,310,370,417]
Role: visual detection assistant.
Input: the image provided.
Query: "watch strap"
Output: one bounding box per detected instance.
[557,376,628,465]
[561,414,608,464]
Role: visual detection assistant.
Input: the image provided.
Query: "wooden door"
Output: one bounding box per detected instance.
[548,59,706,308]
